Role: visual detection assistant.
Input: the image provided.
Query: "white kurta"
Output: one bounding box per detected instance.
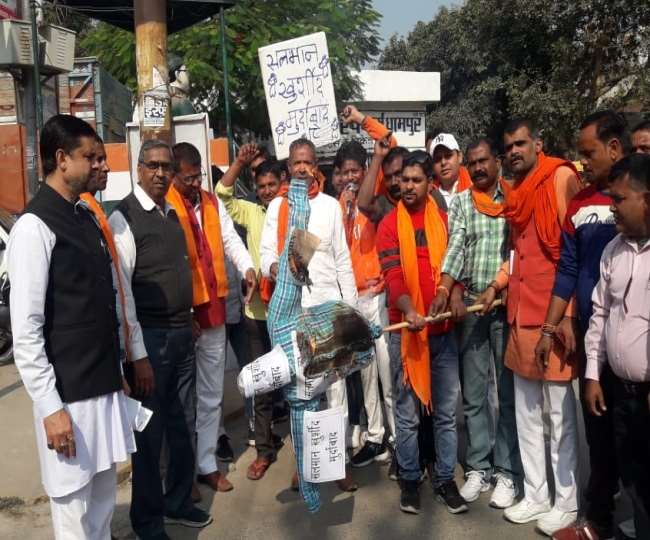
[8,211,136,499]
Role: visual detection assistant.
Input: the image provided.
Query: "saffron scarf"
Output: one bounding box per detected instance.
[503,153,578,261]
[396,196,448,410]
[80,193,130,359]
[166,184,228,305]
[470,178,511,217]
[434,166,473,193]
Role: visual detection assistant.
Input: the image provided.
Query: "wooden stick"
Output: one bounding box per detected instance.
[382,299,503,333]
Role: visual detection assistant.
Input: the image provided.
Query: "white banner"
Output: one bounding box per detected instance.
[302,406,346,483]
[259,32,340,159]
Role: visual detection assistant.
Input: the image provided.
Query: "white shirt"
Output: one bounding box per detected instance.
[8,207,135,498]
[260,191,357,308]
[109,185,254,360]
[439,181,459,208]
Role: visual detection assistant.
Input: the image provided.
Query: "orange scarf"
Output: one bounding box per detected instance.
[259,179,321,304]
[166,184,228,305]
[339,196,382,292]
[503,153,578,261]
[396,196,448,410]
[80,193,130,359]
[434,166,473,193]
[470,178,511,217]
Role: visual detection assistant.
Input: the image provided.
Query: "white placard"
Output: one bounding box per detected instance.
[302,406,346,483]
[238,344,291,399]
[292,331,336,400]
[259,32,340,159]
[124,396,153,433]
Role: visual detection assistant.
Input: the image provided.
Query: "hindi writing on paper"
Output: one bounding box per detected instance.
[259,32,340,159]
[238,344,292,399]
[302,406,346,483]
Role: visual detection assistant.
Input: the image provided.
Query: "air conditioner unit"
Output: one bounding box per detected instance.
[40,24,75,73]
[0,19,33,68]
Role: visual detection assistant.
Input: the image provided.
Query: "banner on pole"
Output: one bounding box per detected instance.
[259,32,340,159]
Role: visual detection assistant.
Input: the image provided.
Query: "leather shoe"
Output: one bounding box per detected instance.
[197,471,233,492]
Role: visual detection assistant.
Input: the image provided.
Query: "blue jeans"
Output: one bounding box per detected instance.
[389,331,460,486]
[457,305,521,478]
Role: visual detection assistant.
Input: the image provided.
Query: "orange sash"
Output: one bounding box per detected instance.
[80,193,130,359]
[166,185,228,305]
[396,196,448,410]
[339,196,383,292]
[434,166,472,193]
[470,178,511,217]
[503,153,578,261]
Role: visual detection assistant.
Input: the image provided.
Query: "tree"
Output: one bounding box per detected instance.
[79,0,381,137]
[379,0,650,155]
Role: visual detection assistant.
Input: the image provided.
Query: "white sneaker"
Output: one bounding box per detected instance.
[489,473,518,509]
[536,508,577,536]
[504,498,551,524]
[459,470,491,502]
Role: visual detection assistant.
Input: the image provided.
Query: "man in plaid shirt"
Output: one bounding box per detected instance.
[431,137,521,509]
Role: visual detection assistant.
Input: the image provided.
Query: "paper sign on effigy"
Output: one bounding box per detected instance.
[302,406,346,483]
[291,331,336,400]
[259,32,341,159]
[238,345,292,399]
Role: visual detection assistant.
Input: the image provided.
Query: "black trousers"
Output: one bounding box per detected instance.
[580,364,619,528]
[129,326,196,539]
[612,376,650,539]
[242,316,277,459]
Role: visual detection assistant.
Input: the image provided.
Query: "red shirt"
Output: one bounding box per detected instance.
[376,205,451,334]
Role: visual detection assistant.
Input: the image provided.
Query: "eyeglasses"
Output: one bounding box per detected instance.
[178,169,207,186]
[139,160,174,173]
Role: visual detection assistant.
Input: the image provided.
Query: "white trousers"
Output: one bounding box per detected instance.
[357,292,395,444]
[49,464,116,540]
[195,325,227,475]
[514,374,578,512]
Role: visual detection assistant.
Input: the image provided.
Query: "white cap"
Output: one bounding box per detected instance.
[429,133,460,156]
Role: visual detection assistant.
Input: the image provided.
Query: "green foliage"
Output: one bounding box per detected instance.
[379,0,650,155]
[79,0,381,137]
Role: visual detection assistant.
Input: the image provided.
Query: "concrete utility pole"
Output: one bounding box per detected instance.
[134,0,171,143]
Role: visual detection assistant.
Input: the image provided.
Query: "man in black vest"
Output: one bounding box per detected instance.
[8,114,136,538]
[109,139,212,539]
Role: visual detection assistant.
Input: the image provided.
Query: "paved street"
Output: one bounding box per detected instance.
[0,361,634,540]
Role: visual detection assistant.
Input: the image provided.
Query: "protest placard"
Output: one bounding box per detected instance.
[291,331,336,401]
[238,344,292,398]
[302,406,346,483]
[258,32,340,159]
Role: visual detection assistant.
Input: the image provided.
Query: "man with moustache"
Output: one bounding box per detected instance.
[260,137,358,492]
[110,140,212,539]
[8,115,135,538]
[535,110,628,540]
[478,118,582,536]
[431,138,521,510]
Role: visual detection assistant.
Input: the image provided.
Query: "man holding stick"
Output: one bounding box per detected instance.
[431,137,521,509]
[479,118,582,536]
[377,151,466,516]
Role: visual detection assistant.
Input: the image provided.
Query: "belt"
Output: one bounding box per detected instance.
[616,377,650,397]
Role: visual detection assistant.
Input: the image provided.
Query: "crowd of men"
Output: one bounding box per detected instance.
[6,107,650,540]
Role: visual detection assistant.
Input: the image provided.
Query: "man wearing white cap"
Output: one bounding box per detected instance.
[429,133,473,208]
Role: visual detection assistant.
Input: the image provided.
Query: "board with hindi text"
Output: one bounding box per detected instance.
[259,32,340,159]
